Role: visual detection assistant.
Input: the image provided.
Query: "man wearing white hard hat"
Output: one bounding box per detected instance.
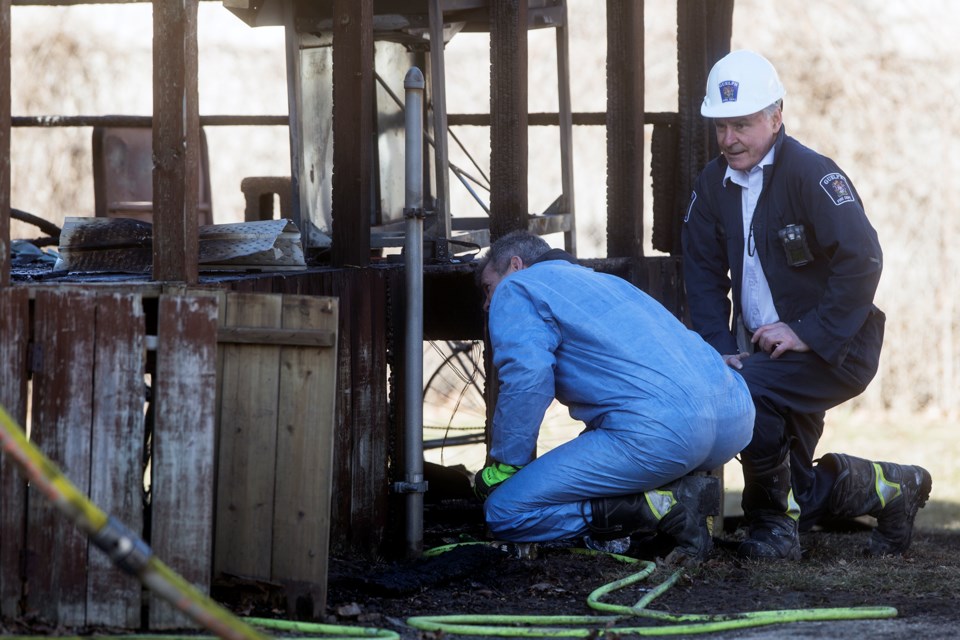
[682,49,931,560]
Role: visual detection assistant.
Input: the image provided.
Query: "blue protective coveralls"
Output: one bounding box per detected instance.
[681,127,885,528]
[483,252,755,542]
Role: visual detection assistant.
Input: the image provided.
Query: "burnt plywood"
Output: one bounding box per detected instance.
[322,270,390,557]
[149,294,219,629]
[0,287,28,617]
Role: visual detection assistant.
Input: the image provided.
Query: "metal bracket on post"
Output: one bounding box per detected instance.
[391,479,429,495]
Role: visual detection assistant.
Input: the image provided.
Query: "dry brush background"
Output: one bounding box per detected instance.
[8,3,958,427]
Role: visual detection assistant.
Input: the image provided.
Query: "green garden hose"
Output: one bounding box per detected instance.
[407,545,898,637]
[0,404,397,640]
[1,402,899,638]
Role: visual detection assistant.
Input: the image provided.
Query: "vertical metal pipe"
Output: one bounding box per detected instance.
[427,0,451,241]
[403,67,426,558]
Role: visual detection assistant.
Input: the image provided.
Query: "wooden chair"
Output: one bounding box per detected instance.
[92,126,213,226]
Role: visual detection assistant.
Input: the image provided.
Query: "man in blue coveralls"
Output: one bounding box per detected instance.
[473,230,755,565]
[683,50,931,560]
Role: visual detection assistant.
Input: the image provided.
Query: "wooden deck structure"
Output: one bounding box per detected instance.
[0,0,735,628]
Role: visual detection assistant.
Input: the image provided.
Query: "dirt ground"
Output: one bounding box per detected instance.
[319,494,960,640]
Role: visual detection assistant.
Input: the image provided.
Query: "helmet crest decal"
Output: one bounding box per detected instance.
[719,80,739,103]
[701,50,784,118]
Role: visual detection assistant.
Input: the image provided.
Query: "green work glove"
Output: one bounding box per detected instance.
[474,462,521,500]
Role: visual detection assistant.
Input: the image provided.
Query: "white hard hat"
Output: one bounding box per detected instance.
[700,50,786,118]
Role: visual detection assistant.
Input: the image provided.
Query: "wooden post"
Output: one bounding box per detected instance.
[0,288,28,617]
[605,0,644,263]
[152,0,200,283]
[489,0,528,241]
[331,0,373,267]
[282,1,305,235]
[0,0,10,286]
[677,0,734,232]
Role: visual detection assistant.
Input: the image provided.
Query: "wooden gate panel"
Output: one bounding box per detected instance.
[0,288,29,617]
[228,269,393,559]
[149,294,218,630]
[212,291,339,616]
[87,293,146,628]
[20,290,146,627]
[271,295,338,615]
[214,292,283,580]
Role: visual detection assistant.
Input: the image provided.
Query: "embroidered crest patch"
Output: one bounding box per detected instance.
[819,172,856,205]
[684,190,697,222]
[719,80,739,103]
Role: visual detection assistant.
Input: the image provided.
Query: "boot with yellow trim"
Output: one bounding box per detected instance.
[588,478,715,567]
[738,455,802,561]
[820,453,932,556]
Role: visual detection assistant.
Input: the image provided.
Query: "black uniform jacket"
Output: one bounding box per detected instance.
[681,127,883,368]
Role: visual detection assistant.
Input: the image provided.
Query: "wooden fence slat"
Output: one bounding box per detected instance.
[149,294,218,630]
[27,290,96,625]
[271,295,338,616]
[1,0,10,286]
[0,288,29,617]
[214,292,283,581]
[87,293,146,628]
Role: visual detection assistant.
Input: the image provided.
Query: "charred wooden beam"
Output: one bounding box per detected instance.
[605,0,644,264]
[11,114,288,127]
[331,0,374,267]
[651,122,681,254]
[152,0,201,283]
[488,0,528,241]
[1,0,9,287]
[676,0,734,255]
[0,288,28,617]
[447,111,679,127]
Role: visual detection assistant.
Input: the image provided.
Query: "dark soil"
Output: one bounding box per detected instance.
[321,496,960,640]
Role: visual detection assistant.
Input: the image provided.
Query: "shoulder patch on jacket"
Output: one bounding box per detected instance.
[819,173,856,205]
[684,190,698,223]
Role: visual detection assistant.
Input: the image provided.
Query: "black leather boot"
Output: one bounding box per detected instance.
[589,477,717,567]
[821,453,932,556]
[739,455,802,561]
